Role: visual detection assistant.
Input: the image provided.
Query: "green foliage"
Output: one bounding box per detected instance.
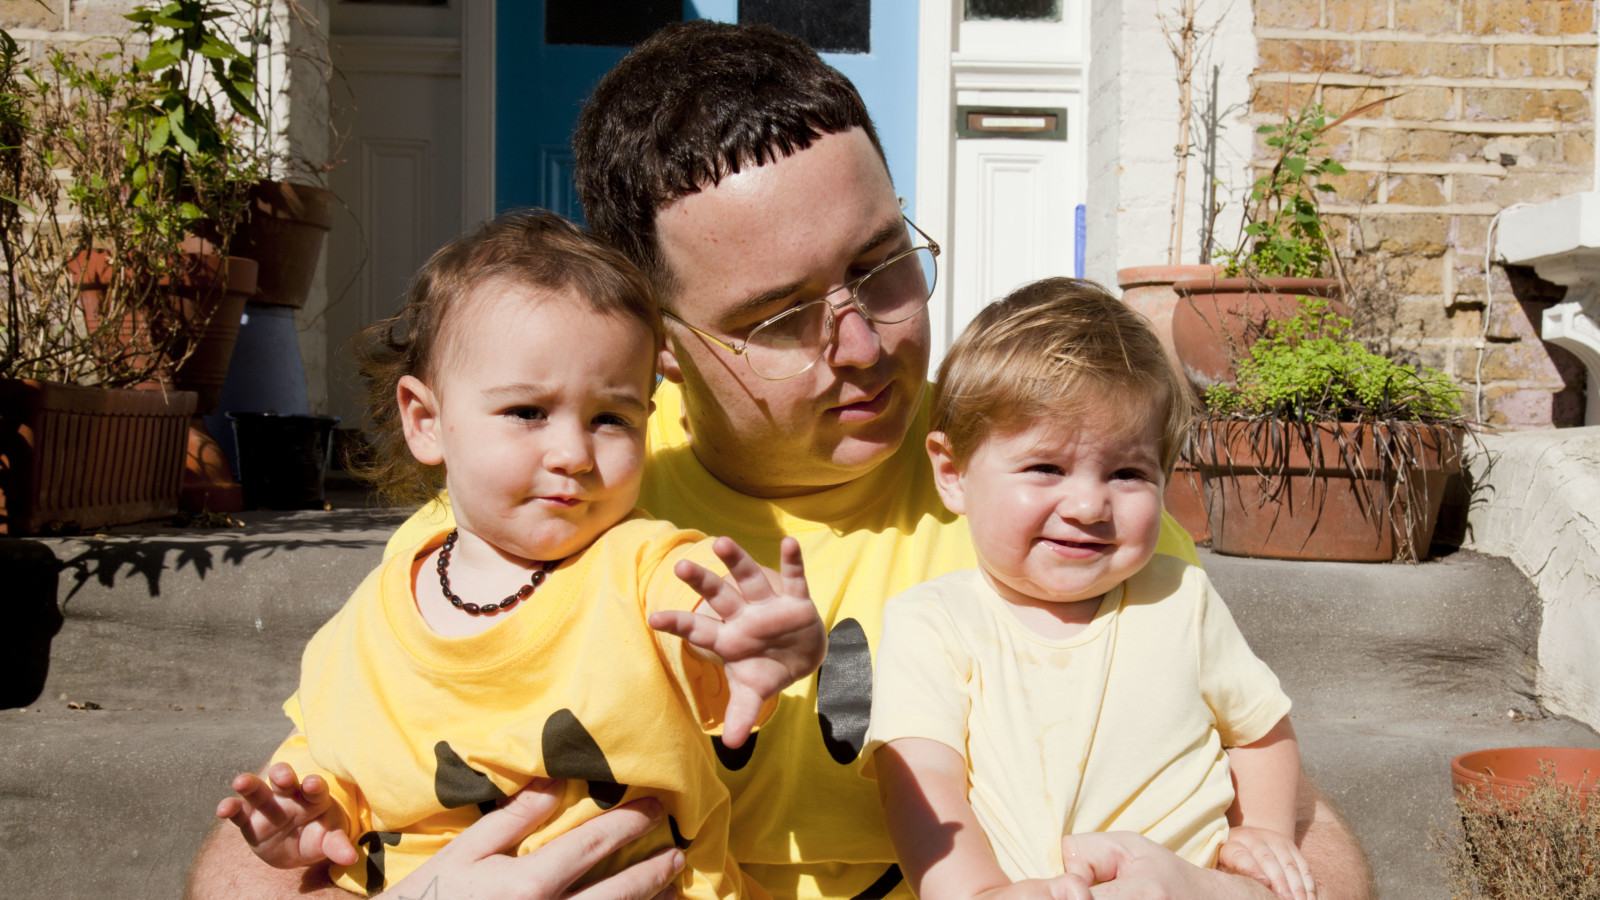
[1214,103,1346,278]
[1431,764,1600,900]
[1204,297,1463,423]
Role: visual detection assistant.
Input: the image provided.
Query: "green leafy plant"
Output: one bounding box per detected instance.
[1204,297,1463,423]
[1431,764,1600,900]
[1214,102,1345,277]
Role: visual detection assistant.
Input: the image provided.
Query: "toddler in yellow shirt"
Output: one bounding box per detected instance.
[214,210,825,896]
[864,278,1313,900]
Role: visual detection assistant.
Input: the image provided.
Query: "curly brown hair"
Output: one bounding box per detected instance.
[353,209,661,506]
[931,278,1194,478]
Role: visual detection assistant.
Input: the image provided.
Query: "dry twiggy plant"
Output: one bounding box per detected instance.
[1431,764,1600,900]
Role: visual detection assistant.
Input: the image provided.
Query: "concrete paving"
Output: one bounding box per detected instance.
[1,497,1596,899]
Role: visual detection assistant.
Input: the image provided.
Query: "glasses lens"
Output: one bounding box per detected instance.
[856,246,937,325]
[745,300,832,380]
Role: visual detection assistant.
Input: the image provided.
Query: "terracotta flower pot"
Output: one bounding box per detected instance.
[230,181,336,309]
[1171,276,1343,393]
[1116,265,1219,376]
[72,249,258,415]
[1164,458,1210,545]
[1191,419,1462,562]
[1451,747,1600,808]
[0,379,197,534]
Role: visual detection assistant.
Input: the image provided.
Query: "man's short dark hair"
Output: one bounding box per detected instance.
[572,20,886,299]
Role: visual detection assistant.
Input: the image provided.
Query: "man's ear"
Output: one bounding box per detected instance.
[397,374,445,466]
[926,431,966,515]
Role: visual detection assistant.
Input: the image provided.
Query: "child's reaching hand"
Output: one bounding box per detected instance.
[650,535,826,749]
[216,761,360,870]
[1217,824,1315,900]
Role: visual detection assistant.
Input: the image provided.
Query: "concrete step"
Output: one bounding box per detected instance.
[1,508,1596,900]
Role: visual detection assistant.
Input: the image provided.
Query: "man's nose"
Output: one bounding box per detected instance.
[825,299,882,369]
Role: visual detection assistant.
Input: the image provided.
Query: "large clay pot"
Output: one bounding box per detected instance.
[1451,747,1600,807]
[1116,264,1219,375]
[1164,458,1210,545]
[231,181,336,309]
[1191,419,1462,562]
[0,378,196,534]
[72,249,258,415]
[1171,276,1343,393]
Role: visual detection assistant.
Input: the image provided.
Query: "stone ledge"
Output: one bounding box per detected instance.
[1465,427,1600,731]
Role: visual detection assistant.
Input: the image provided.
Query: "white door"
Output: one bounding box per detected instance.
[322,1,489,425]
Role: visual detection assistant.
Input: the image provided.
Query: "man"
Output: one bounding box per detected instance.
[187,21,1373,900]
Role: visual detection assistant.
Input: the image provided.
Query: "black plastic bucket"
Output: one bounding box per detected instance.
[229,412,339,509]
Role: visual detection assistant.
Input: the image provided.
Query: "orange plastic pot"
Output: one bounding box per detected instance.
[1451,747,1600,808]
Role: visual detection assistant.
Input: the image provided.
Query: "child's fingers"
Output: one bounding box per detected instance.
[720,689,762,750]
[648,609,723,650]
[710,536,778,607]
[776,537,810,600]
[230,772,294,829]
[323,827,360,867]
[266,762,303,796]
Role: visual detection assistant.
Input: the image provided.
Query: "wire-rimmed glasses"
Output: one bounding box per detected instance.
[663,216,940,381]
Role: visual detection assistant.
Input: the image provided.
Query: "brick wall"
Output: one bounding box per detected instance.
[2,1,144,60]
[1250,0,1597,428]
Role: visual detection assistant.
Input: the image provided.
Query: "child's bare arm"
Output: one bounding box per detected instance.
[650,535,827,748]
[215,761,360,871]
[1220,716,1315,900]
[874,738,1094,900]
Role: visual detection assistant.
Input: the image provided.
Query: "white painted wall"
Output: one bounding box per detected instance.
[1085,0,1256,286]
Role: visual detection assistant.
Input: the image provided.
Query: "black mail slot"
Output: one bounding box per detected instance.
[957,106,1067,141]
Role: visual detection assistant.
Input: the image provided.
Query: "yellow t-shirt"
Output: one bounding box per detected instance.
[862,559,1291,880]
[384,381,1198,900]
[278,515,755,898]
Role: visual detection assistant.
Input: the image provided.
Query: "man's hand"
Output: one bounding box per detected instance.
[651,535,826,747]
[1218,826,1314,900]
[375,782,685,900]
[1059,832,1275,900]
[216,762,359,869]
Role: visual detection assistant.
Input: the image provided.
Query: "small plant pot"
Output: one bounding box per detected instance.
[1116,264,1219,375]
[72,249,259,415]
[1452,747,1600,808]
[229,412,340,509]
[1171,276,1342,393]
[230,181,336,310]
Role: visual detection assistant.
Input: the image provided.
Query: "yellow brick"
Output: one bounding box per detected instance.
[1562,132,1595,167]
[1259,39,1358,74]
[1463,0,1571,35]
[1455,174,1500,204]
[1256,0,1323,29]
[1359,128,1457,162]
[1327,0,1389,30]
[1324,86,1395,118]
[1390,87,1455,120]
[1564,46,1596,80]
[1450,133,1490,161]
[2,3,62,30]
[1250,82,1318,118]
[1494,43,1558,77]
[1364,41,1488,77]
[1358,213,1451,255]
[1454,214,1491,254]
[1559,0,1596,34]
[1481,387,1555,428]
[1396,0,1462,32]
[71,0,143,37]
[1464,88,1591,123]
[1320,170,1382,203]
[1463,338,1562,383]
[1495,171,1596,204]
[1388,173,1448,205]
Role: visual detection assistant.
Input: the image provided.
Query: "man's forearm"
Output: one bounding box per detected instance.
[185,821,345,899]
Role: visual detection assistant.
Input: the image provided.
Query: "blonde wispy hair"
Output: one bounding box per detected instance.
[931,277,1193,476]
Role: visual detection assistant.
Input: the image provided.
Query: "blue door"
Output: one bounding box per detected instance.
[495,1,921,223]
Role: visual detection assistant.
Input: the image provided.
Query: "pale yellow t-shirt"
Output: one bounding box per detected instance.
[862,558,1291,879]
[278,515,758,898]
[384,381,1199,900]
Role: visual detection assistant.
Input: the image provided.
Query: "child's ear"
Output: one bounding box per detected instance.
[926,431,967,515]
[658,334,684,384]
[397,375,445,466]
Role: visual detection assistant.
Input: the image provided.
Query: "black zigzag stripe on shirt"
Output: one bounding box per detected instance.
[817,617,873,764]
